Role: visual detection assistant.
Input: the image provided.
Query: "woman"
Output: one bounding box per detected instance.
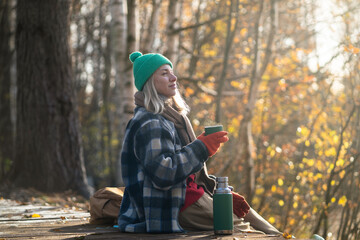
[118,51,281,235]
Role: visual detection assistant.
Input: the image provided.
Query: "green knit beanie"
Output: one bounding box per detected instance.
[129,51,173,91]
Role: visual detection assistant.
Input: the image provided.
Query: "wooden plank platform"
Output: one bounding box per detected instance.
[0,198,297,239]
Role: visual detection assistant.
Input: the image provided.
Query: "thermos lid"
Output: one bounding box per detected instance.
[216,177,228,183]
[215,176,231,194]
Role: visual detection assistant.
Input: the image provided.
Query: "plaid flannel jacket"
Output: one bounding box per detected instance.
[118,107,208,233]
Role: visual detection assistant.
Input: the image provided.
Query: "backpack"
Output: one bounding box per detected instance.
[89,187,124,224]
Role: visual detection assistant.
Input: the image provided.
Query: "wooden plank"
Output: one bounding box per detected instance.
[0,198,302,239]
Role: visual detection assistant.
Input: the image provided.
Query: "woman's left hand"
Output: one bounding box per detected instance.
[232,192,250,218]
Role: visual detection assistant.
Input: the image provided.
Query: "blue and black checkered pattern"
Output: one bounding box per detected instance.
[118,107,208,233]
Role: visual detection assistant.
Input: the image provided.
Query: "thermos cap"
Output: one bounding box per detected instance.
[216,177,228,182]
[215,177,231,194]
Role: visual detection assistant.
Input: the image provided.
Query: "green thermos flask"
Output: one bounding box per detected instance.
[213,176,233,235]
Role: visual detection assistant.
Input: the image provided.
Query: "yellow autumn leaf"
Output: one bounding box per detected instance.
[316,160,323,171]
[271,185,277,192]
[31,214,41,218]
[268,217,275,224]
[242,56,252,65]
[314,173,322,180]
[344,44,360,54]
[313,207,318,214]
[204,49,217,57]
[185,87,194,96]
[202,95,212,104]
[338,196,347,207]
[240,28,248,37]
[333,106,342,112]
[331,197,336,203]
[279,200,285,206]
[327,164,335,174]
[262,74,270,81]
[307,159,315,167]
[227,126,235,134]
[278,178,284,186]
[231,81,241,88]
[290,51,299,62]
[283,232,294,239]
[325,147,336,157]
[289,163,294,170]
[336,158,344,167]
[256,187,264,195]
[270,149,276,157]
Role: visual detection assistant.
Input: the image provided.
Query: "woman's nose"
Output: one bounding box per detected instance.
[170,73,177,82]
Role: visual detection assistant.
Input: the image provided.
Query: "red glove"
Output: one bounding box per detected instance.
[197,131,229,157]
[232,192,250,218]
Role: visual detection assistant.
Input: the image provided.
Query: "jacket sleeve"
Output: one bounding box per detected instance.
[133,118,208,190]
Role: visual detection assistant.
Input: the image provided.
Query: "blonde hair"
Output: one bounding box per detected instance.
[142,76,190,115]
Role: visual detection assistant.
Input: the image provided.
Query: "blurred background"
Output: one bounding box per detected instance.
[0,0,359,239]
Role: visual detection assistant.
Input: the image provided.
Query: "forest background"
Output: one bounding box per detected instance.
[0,0,359,239]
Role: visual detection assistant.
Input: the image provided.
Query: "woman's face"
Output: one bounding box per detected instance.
[153,64,177,98]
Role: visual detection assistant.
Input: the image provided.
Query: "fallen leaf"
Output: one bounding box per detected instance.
[283,232,294,239]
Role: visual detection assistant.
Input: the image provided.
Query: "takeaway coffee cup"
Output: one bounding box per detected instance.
[204,125,223,136]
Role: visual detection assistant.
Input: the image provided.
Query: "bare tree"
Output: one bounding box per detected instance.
[141,0,161,53]
[215,0,240,123]
[115,0,138,186]
[165,0,181,63]
[110,0,129,186]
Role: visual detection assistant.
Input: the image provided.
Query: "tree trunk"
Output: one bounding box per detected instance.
[217,0,277,202]
[110,0,128,186]
[215,0,240,123]
[141,0,161,53]
[0,0,13,182]
[103,32,114,185]
[11,0,92,198]
[165,0,181,63]
[114,0,138,186]
[237,0,276,201]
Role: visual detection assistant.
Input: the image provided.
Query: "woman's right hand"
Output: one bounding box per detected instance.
[197,131,228,157]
